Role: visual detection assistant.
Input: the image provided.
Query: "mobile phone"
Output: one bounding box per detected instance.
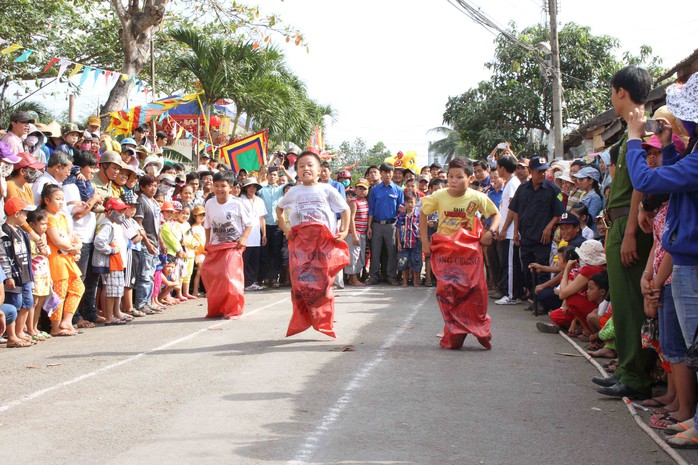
[645,119,663,134]
[497,142,508,150]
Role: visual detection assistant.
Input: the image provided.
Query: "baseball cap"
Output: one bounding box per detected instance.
[61,123,81,136]
[418,175,429,183]
[4,197,37,216]
[120,137,137,147]
[10,111,36,123]
[105,198,128,211]
[573,166,601,182]
[192,205,206,216]
[557,212,580,226]
[529,156,550,171]
[15,153,45,170]
[517,158,530,167]
[121,191,139,205]
[160,201,175,212]
[158,173,176,185]
[355,178,369,189]
[87,115,100,126]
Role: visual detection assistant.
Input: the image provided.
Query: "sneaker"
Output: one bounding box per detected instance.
[536,321,560,334]
[495,295,520,305]
[489,290,504,299]
[245,283,264,291]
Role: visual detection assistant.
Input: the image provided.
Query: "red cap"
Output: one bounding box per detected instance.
[160,201,175,212]
[15,153,46,170]
[4,197,36,216]
[104,197,128,211]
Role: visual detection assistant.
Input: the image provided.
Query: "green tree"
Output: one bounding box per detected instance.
[428,126,469,162]
[169,27,258,142]
[443,22,665,159]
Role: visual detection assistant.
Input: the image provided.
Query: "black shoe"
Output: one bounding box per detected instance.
[368,278,380,285]
[536,322,559,334]
[597,382,651,400]
[592,375,618,387]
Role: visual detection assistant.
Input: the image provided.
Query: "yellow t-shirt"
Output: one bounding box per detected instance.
[421,188,498,236]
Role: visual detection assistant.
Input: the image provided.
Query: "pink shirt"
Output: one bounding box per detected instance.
[1,131,24,155]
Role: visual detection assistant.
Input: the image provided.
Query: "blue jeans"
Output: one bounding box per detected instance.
[659,284,685,364]
[1,303,17,325]
[670,265,698,425]
[135,250,158,309]
[4,282,34,310]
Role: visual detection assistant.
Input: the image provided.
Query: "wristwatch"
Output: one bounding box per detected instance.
[489,228,498,238]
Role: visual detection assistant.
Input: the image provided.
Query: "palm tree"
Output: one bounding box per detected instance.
[428,126,468,163]
[169,27,258,144]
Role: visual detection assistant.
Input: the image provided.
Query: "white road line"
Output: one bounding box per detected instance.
[288,290,433,465]
[0,296,290,414]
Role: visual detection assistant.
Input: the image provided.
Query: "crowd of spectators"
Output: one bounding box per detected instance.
[0,64,697,448]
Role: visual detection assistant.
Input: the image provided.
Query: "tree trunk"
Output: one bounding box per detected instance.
[100,0,169,131]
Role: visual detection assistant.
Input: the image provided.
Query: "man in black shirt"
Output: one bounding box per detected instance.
[509,157,565,307]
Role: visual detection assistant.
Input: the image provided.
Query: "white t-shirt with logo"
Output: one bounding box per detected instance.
[277,183,349,232]
[204,197,253,246]
[498,175,521,240]
[238,196,267,247]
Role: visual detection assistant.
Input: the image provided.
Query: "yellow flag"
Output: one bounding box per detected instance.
[68,63,83,77]
[1,44,22,55]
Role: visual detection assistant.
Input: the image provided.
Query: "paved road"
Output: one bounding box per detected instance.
[0,286,682,464]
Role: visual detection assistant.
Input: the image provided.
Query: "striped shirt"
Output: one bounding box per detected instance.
[352,198,369,234]
[397,211,420,249]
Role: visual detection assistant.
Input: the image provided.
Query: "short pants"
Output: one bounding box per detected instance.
[4,282,35,310]
[397,242,423,272]
[102,271,125,298]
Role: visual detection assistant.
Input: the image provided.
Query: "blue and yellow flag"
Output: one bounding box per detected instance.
[219,130,268,173]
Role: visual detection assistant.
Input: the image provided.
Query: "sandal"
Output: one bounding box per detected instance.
[104,319,128,326]
[51,329,77,337]
[668,432,698,449]
[130,310,146,317]
[31,333,46,342]
[666,420,694,434]
[640,398,667,408]
[6,339,33,348]
[650,414,681,430]
[76,320,95,329]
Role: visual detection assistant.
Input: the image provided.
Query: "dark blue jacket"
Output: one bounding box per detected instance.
[626,139,698,265]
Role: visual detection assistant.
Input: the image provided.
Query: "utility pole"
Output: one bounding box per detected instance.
[150,35,157,136]
[548,0,564,159]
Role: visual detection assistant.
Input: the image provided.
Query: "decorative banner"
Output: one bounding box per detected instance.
[14,50,33,62]
[42,57,60,73]
[307,125,324,152]
[92,68,101,86]
[1,44,22,54]
[68,63,83,77]
[79,66,93,87]
[219,130,269,172]
[56,59,70,79]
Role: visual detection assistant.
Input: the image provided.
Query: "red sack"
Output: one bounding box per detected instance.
[287,223,349,338]
[201,242,245,319]
[430,222,492,350]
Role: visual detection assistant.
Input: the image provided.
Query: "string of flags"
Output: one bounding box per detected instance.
[0,37,151,99]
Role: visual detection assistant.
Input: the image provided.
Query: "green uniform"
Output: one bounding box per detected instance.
[605,134,654,392]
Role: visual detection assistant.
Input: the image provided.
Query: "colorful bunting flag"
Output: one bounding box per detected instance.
[1,43,22,55]
[68,63,83,77]
[219,131,269,173]
[56,59,70,79]
[79,66,93,87]
[42,57,60,73]
[14,49,33,62]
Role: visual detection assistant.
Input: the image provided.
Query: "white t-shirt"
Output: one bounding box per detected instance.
[238,196,267,247]
[277,183,349,232]
[498,175,521,239]
[63,183,97,244]
[204,196,253,246]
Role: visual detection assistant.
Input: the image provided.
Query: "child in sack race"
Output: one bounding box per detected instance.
[420,158,501,350]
